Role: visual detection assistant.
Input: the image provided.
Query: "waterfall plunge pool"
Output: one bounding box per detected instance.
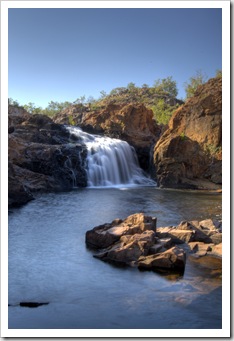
[8,186,222,330]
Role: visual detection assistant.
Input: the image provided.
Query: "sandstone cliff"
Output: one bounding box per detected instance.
[8,106,87,207]
[153,77,222,189]
[53,103,161,170]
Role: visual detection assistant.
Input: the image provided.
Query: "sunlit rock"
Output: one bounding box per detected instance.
[153,77,222,189]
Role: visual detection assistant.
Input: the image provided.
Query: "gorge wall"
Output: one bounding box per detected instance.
[53,103,161,171]
[153,77,222,189]
[8,76,222,206]
[8,106,87,207]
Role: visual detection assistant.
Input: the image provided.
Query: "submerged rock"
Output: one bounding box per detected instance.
[9,302,49,308]
[19,302,49,308]
[86,213,222,275]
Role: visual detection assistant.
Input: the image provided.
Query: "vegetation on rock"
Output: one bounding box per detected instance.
[9,76,183,126]
[8,71,222,194]
[183,69,221,99]
[153,76,222,189]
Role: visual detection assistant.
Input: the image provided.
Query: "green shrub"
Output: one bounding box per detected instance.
[152,99,178,125]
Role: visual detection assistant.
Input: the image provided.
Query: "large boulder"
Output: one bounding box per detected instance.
[153,77,222,189]
[54,103,161,170]
[95,230,156,266]
[8,106,87,207]
[85,213,156,249]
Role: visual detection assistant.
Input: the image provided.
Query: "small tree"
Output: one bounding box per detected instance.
[87,96,96,104]
[152,98,179,125]
[184,70,207,99]
[215,69,222,78]
[99,90,107,99]
[23,102,36,114]
[8,98,20,107]
[74,95,86,105]
[127,82,136,90]
[153,77,178,98]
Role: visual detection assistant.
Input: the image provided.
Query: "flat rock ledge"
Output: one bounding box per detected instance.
[85,213,222,275]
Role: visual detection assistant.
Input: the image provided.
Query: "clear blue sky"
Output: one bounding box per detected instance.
[8,8,222,108]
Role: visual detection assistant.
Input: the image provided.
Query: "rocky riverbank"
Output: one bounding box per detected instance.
[8,77,222,207]
[53,76,222,189]
[8,105,87,207]
[86,213,222,275]
[153,77,222,189]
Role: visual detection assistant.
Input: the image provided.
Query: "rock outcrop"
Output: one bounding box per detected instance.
[86,213,222,275]
[53,103,161,170]
[8,105,87,207]
[153,77,222,189]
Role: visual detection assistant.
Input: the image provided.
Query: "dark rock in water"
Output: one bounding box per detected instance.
[8,302,49,308]
[19,302,49,308]
[8,105,88,207]
[8,162,35,207]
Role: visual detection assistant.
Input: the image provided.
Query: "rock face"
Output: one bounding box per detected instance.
[86,213,222,275]
[8,105,87,207]
[85,213,156,249]
[54,103,161,170]
[153,77,222,189]
[156,219,222,245]
[138,246,186,272]
[86,213,185,273]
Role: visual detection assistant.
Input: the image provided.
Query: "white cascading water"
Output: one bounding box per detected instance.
[67,126,156,188]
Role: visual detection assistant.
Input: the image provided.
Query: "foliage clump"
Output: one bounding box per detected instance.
[8,70,221,127]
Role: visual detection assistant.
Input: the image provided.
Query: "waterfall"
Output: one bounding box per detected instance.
[67,126,156,188]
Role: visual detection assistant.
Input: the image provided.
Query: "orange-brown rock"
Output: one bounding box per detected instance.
[86,213,222,274]
[153,77,222,189]
[54,103,161,170]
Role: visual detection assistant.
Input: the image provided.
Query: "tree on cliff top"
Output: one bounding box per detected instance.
[153,76,178,98]
[184,70,207,99]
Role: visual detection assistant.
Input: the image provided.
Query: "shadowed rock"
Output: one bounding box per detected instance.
[8,105,87,207]
[138,246,186,272]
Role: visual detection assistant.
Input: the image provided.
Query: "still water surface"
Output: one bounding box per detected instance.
[8,187,222,329]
